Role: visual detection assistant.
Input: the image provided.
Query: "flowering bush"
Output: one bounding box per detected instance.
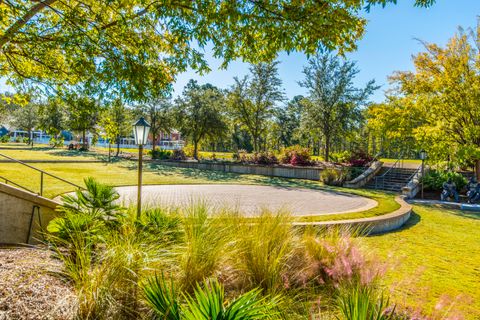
[300,228,385,289]
[348,150,374,167]
[279,145,312,166]
[248,152,278,165]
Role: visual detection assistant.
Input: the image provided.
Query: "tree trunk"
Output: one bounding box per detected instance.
[152,133,157,153]
[116,135,120,156]
[324,135,330,162]
[193,140,199,160]
[82,129,87,150]
[476,159,480,181]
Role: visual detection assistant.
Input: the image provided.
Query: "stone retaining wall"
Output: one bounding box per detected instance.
[0,183,59,244]
[159,160,324,181]
[344,161,383,188]
[293,196,412,235]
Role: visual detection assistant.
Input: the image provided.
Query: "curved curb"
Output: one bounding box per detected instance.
[407,199,480,212]
[292,196,412,235]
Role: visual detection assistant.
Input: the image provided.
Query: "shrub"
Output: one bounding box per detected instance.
[279,145,312,166]
[49,137,64,148]
[179,202,233,291]
[335,283,395,320]
[235,212,294,293]
[321,168,348,186]
[57,177,125,226]
[249,151,278,165]
[143,276,282,320]
[183,145,195,158]
[149,148,172,160]
[348,150,374,167]
[170,149,187,160]
[422,170,467,191]
[330,151,350,164]
[0,135,9,143]
[301,227,382,289]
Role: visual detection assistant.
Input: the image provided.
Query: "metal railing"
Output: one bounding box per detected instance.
[0,152,83,196]
[374,157,403,190]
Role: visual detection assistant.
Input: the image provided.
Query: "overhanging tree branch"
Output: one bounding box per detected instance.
[0,0,58,48]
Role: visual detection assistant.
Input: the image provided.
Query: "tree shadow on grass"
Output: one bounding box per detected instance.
[135,163,384,199]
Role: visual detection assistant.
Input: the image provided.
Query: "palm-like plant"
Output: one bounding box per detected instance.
[58,177,124,224]
[143,276,282,320]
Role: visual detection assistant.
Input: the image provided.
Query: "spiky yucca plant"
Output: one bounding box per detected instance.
[143,275,282,320]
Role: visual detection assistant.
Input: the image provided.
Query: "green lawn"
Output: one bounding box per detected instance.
[1,145,479,317]
[364,205,480,318]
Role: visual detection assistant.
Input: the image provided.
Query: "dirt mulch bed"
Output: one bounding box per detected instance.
[0,247,76,320]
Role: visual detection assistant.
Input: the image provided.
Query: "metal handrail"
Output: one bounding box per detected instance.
[0,152,83,196]
[374,155,404,190]
[0,175,36,194]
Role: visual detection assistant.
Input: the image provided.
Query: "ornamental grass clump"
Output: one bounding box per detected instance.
[177,202,235,292]
[234,211,295,293]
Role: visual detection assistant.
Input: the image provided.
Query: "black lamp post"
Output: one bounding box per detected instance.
[133,117,151,219]
[420,149,427,199]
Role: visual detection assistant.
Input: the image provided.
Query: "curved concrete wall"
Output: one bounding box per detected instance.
[293,196,412,235]
[0,183,59,244]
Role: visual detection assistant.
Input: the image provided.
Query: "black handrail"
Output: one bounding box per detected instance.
[374,154,404,190]
[0,152,83,196]
[0,175,36,194]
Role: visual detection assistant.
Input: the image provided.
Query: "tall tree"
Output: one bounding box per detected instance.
[38,97,65,147]
[228,62,284,152]
[101,99,132,156]
[0,1,433,100]
[65,93,101,150]
[174,80,227,160]
[300,53,377,161]
[390,29,480,178]
[274,95,304,149]
[137,97,173,152]
[11,102,39,146]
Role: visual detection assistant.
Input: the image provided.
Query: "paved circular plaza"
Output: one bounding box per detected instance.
[115,184,377,217]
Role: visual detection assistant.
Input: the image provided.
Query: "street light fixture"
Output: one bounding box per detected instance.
[133,117,151,219]
[419,149,427,199]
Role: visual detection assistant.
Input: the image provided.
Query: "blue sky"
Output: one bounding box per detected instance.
[2,1,480,103]
[172,0,480,103]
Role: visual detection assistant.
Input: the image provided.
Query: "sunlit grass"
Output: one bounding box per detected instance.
[364,205,480,318]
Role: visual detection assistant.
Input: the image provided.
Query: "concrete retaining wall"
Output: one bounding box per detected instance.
[0,183,59,244]
[293,196,412,235]
[159,161,324,181]
[344,161,383,188]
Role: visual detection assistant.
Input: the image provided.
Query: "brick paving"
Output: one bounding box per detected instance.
[115,184,377,217]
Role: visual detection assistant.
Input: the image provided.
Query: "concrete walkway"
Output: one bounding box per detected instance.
[115,184,377,217]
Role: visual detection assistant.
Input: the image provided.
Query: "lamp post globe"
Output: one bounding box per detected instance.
[133,117,151,219]
[420,149,427,161]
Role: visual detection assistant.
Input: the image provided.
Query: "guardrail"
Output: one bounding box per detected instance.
[0,152,83,196]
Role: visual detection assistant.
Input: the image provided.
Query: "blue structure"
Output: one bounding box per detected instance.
[0,126,9,137]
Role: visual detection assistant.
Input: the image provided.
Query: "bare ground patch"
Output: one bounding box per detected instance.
[0,247,76,320]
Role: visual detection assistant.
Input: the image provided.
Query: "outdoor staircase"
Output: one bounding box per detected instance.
[365,165,419,192]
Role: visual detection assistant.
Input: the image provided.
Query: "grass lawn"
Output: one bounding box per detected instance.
[364,205,480,318]
[0,143,101,161]
[2,145,479,317]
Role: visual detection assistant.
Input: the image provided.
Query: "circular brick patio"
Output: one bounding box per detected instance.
[115,184,377,217]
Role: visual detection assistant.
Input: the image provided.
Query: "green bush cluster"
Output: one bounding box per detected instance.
[422,170,467,191]
[0,135,9,143]
[321,168,349,186]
